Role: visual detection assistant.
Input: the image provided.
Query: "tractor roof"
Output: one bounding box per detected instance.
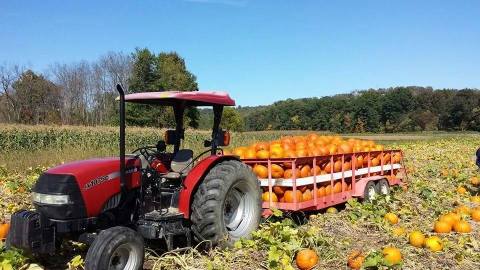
[121,91,235,106]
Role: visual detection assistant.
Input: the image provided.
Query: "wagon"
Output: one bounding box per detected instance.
[242,150,406,216]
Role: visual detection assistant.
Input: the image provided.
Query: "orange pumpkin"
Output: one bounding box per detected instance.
[333,182,342,193]
[284,190,303,203]
[434,220,452,233]
[256,149,270,159]
[271,164,284,178]
[253,164,268,178]
[262,191,278,202]
[300,165,312,178]
[347,250,365,270]
[471,208,480,221]
[302,189,313,202]
[316,186,326,197]
[284,168,301,179]
[453,220,472,233]
[296,249,319,270]
[0,223,10,239]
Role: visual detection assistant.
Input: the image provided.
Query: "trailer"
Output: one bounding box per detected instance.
[242,150,406,216]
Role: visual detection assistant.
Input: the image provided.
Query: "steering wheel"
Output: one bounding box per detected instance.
[133,146,160,165]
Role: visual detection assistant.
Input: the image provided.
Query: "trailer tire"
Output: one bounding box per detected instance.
[363,181,379,202]
[85,226,144,270]
[191,160,261,247]
[377,179,390,195]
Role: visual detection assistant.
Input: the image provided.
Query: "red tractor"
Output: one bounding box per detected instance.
[7,85,262,269]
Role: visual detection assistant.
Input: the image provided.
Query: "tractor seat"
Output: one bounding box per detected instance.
[163,149,193,179]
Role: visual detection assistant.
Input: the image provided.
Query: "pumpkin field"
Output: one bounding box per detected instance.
[0,125,479,269]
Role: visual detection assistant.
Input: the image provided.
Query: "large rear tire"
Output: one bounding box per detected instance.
[191,160,261,246]
[85,226,144,270]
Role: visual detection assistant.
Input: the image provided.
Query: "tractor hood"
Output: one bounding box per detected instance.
[33,157,142,218]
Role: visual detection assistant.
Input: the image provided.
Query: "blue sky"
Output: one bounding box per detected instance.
[1,0,479,106]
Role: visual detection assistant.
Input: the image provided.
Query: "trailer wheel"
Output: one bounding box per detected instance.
[191,160,261,246]
[377,179,390,195]
[85,226,144,270]
[363,181,379,202]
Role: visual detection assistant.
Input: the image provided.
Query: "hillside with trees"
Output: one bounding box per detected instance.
[240,87,480,132]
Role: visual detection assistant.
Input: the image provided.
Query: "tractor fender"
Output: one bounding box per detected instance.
[352,176,386,197]
[178,154,240,218]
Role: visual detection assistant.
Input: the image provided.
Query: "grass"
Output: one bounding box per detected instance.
[0,125,479,269]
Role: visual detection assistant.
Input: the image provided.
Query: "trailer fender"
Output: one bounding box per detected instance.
[178,154,240,218]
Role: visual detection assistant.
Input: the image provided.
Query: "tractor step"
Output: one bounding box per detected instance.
[137,211,191,251]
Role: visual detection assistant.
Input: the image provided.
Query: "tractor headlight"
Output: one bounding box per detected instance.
[32,192,71,205]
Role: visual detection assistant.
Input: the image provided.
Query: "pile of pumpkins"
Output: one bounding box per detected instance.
[261,180,352,203]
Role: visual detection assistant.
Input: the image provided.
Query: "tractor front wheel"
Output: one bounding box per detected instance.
[191,160,261,246]
[85,226,144,270]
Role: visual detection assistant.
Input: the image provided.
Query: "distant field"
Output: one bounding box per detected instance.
[0,124,478,171]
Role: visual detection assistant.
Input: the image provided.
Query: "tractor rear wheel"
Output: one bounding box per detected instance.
[191,160,261,246]
[85,226,144,270]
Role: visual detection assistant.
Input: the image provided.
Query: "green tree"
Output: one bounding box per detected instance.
[221,107,244,131]
[12,70,62,124]
[127,49,199,128]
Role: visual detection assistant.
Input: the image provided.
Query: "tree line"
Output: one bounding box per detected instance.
[239,87,480,132]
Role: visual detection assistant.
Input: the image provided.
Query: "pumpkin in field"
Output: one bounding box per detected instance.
[470,176,479,186]
[347,250,365,270]
[409,231,425,247]
[434,220,452,233]
[453,220,472,233]
[253,164,268,178]
[470,196,480,204]
[425,236,443,252]
[284,190,303,203]
[384,213,399,225]
[456,186,467,194]
[382,246,402,265]
[439,213,459,227]
[0,223,10,239]
[326,207,338,214]
[392,226,406,237]
[262,191,278,202]
[471,208,480,221]
[455,205,471,215]
[295,249,318,270]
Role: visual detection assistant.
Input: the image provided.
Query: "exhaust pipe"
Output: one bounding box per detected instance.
[116,84,127,196]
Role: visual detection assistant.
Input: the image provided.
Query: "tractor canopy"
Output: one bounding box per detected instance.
[119,91,235,107]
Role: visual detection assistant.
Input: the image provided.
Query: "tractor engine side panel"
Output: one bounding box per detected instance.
[46,157,141,217]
